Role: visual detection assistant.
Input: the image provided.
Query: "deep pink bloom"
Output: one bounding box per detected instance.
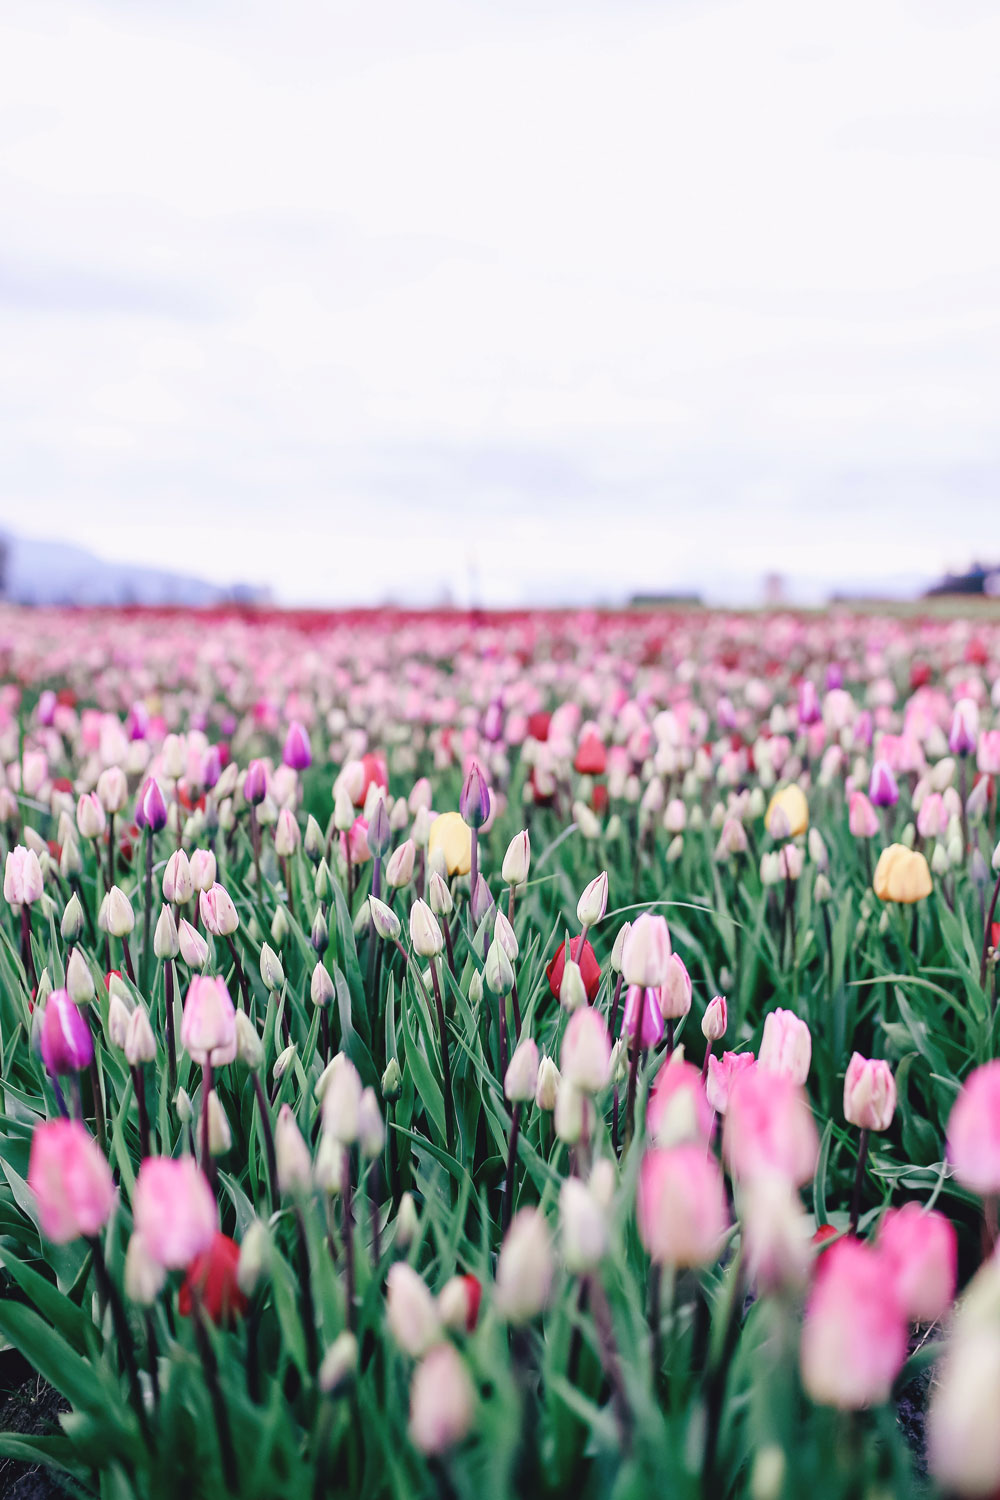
[622,984,664,1049]
[282,720,312,771]
[977,730,1000,776]
[868,760,899,808]
[800,1238,908,1408]
[341,816,372,866]
[947,1061,1000,1195]
[877,1205,956,1324]
[243,759,268,805]
[705,1050,755,1115]
[723,1067,819,1185]
[133,1156,217,1270]
[135,776,168,832]
[637,1145,728,1267]
[28,1119,115,1243]
[39,989,94,1075]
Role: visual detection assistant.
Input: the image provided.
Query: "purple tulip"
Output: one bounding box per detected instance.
[39,990,94,1076]
[282,720,312,771]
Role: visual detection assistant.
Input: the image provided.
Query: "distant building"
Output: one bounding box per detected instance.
[924,563,1000,598]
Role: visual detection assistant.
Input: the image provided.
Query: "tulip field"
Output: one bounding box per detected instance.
[5,601,1000,1499]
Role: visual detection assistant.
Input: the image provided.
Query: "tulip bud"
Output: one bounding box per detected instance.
[504,1038,539,1103]
[154,903,179,960]
[370,896,401,942]
[310,962,335,1009]
[555,1079,587,1144]
[384,838,415,890]
[560,1007,611,1093]
[273,1042,297,1081]
[125,1003,157,1066]
[98,885,134,938]
[237,1219,271,1296]
[319,1331,358,1395]
[610,921,631,973]
[124,1232,167,1305]
[409,899,443,959]
[175,1087,193,1124]
[202,1090,232,1156]
[304,814,325,861]
[559,957,587,1013]
[701,994,727,1043]
[333,785,355,833]
[576,871,608,929]
[428,870,453,917]
[843,1053,896,1131]
[495,1208,554,1323]
[358,1087,385,1159]
[408,1344,475,1456]
[468,968,484,1006]
[622,912,671,988]
[382,1056,402,1102]
[162,849,194,905]
[178,919,208,969]
[107,990,132,1049]
[485,937,514,996]
[502,830,530,887]
[573,801,602,840]
[560,1177,607,1273]
[322,1053,362,1143]
[235,1010,264,1069]
[66,948,95,1006]
[200,883,239,937]
[459,761,490,830]
[387,1263,441,1356]
[275,1104,313,1194]
[61,893,84,943]
[76,793,106,840]
[493,909,518,961]
[40,990,94,1074]
[535,1055,560,1111]
[314,859,332,902]
[395,1191,419,1249]
[259,943,285,992]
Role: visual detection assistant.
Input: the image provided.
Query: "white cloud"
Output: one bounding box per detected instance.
[0,0,998,605]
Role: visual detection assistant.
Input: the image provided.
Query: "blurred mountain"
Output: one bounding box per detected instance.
[0,530,270,608]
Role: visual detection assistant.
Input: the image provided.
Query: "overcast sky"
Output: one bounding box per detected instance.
[1,0,998,606]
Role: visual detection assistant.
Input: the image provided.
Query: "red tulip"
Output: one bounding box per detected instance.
[179,1232,247,1325]
[546,935,600,1002]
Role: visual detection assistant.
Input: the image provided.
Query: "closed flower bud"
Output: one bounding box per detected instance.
[485,938,514,996]
[766,784,809,837]
[367,797,391,859]
[573,801,602,840]
[410,898,444,958]
[660,952,693,1019]
[124,1232,167,1305]
[154,903,179,960]
[396,1191,419,1249]
[387,1263,441,1356]
[40,989,94,1075]
[561,1007,611,1093]
[273,808,299,860]
[459,760,491,830]
[576,871,608,929]
[322,1053,362,1143]
[125,1003,156,1066]
[385,838,415,889]
[75,793,106,841]
[504,1038,539,1102]
[310,962,335,1008]
[493,909,519,961]
[259,943,285,991]
[97,766,128,815]
[535,1055,560,1111]
[759,1008,812,1086]
[502,830,531,887]
[107,990,132,1050]
[235,1010,264,1069]
[98,885,134,938]
[270,906,289,947]
[610,921,631,973]
[162,849,194,905]
[382,1056,403,1102]
[201,1090,232,1156]
[555,955,584,1013]
[66,948,95,1006]
[358,1087,385,1159]
[369,896,401,942]
[319,1331,358,1395]
[409,1344,475,1456]
[800,1238,907,1408]
[555,1079,587,1143]
[622,912,671,988]
[843,1053,896,1131]
[814,872,833,903]
[275,1104,312,1194]
[313,1133,346,1195]
[181,975,236,1066]
[496,1208,554,1323]
[438,1274,482,1334]
[638,1144,729,1267]
[701,994,727,1043]
[243,759,268,806]
[304,814,325,860]
[560,1177,607,1273]
[174,1087,193,1123]
[61,893,84,942]
[200,882,239,936]
[176,910,210,966]
[428,870,453,917]
[468,968,484,1005]
[237,1219,270,1296]
[273,1042,297,1081]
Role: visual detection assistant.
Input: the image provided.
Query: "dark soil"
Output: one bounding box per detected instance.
[0,1352,71,1500]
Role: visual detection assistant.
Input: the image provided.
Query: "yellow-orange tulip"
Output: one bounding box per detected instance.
[765,785,809,838]
[873,844,932,904]
[428,812,472,877]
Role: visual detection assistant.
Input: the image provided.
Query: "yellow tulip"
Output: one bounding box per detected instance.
[873,844,932,904]
[428,812,472,877]
[765,785,809,838]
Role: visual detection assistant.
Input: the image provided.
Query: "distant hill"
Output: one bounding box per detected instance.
[0,531,269,608]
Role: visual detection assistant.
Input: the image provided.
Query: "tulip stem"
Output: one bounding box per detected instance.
[163,960,177,1097]
[88,1235,154,1453]
[502,1103,520,1234]
[251,806,261,893]
[121,935,136,986]
[589,1274,632,1454]
[225,935,250,1011]
[442,913,457,978]
[342,1148,356,1332]
[369,1162,383,1267]
[107,812,115,896]
[980,871,1000,991]
[648,1262,662,1376]
[191,1292,239,1492]
[251,1070,278,1215]
[429,958,456,1155]
[19,905,36,994]
[623,1036,642,1153]
[497,988,509,1086]
[469,828,479,914]
[849,1128,869,1235]
[88,1051,107,1155]
[143,828,154,992]
[201,1059,217,1191]
[294,1205,320,1376]
[131,1064,151,1159]
[144,1310,160,1409]
[702,1255,745,1495]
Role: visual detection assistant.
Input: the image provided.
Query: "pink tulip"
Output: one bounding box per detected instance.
[637,1145,728,1267]
[3,845,43,906]
[133,1156,217,1269]
[341,817,372,866]
[949,698,978,757]
[800,1238,908,1408]
[705,1051,755,1115]
[646,1059,714,1145]
[758,1008,812,1086]
[659,953,692,1020]
[28,1119,116,1244]
[180,975,237,1066]
[977,731,1000,776]
[843,1053,896,1132]
[723,1068,819,1185]
[916,792,948,840]
[560,1007,612,1094]
[848,791,879,839]
[621,913,672,988]
[947,1061,1000,1196]
[39,989,94,1075]
[199,882,239,936]
[877,1205,957,1324]
[622,985,664,1049]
